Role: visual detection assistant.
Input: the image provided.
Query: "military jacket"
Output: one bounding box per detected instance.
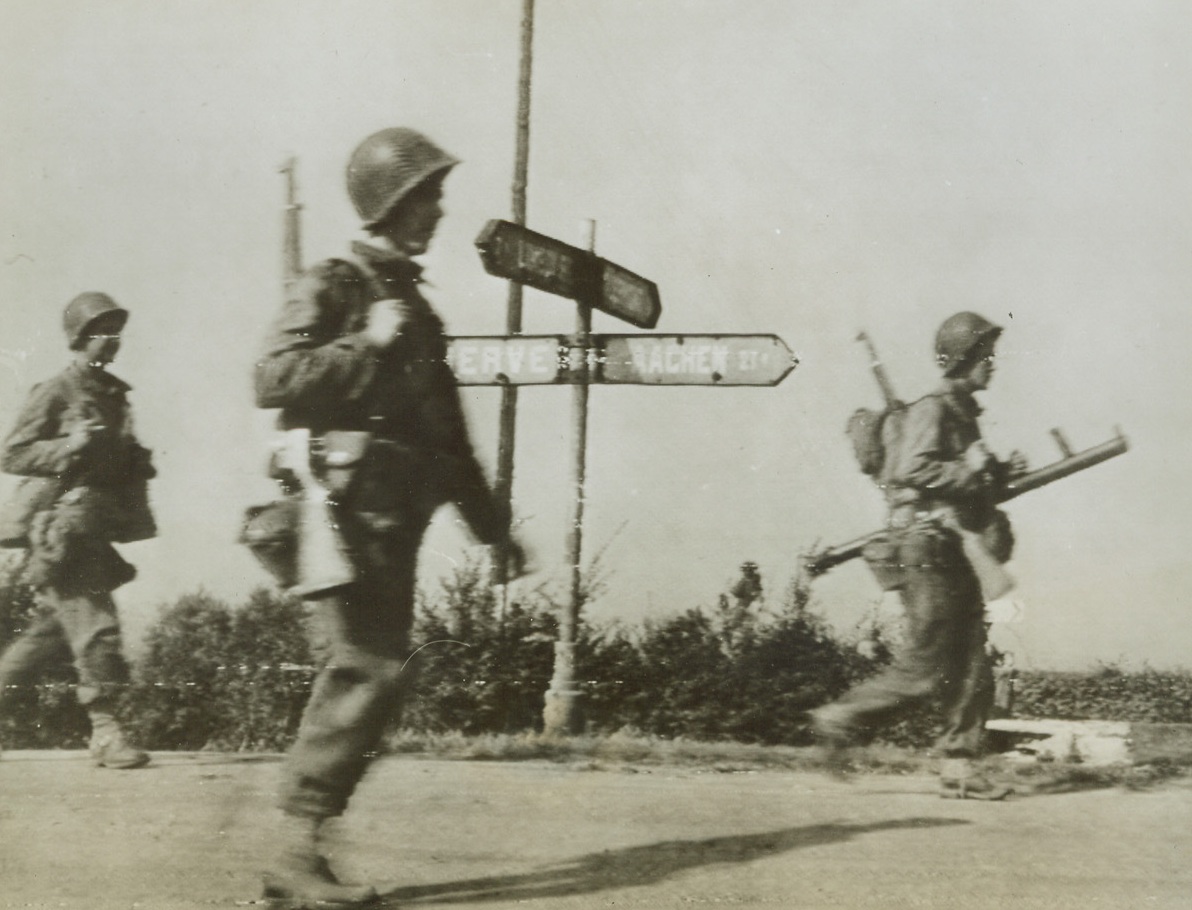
[0,362,156,545]
[254,241,507,544]
[880,379,992,512]
[3,363,152,484]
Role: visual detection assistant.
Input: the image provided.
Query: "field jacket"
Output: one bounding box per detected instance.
[254,241,508,544]
[0,362,155,546]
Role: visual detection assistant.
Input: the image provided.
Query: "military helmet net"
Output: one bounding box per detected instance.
[63,292,129,350]
[934,311,1002,376]
[346,127,459,229]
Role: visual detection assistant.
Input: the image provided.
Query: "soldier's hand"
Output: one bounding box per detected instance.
[363,299,413,348]
[501,538,535,583]
[1005,449,1029,479]
[963,440,994,473]
[64,418,103,453]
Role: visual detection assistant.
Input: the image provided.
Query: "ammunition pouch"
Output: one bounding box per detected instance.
[346,438,450,520]
[312,430,373,499]
[24,510,136,593]
[0,477,156,550]
[978,507,1015,565]
[60,484,157,544]
[239,498,300,589]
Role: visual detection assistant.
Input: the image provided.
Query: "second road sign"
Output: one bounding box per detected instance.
[475,219,661,329]
[597,334,798,386]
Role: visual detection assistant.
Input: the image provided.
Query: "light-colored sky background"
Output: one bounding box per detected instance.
[1,1,1187,670]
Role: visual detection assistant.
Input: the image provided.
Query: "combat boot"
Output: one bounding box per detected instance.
[938,757,1012,801]
[262,814,377,908]
[88,711,150,770]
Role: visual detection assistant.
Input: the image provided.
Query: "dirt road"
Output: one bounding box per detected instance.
[0,750,1188,909]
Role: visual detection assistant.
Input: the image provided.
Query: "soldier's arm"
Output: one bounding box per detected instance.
[449,456,511,546]
[1,381,82,477]
[254,263,380,410]
[896,396,991,500]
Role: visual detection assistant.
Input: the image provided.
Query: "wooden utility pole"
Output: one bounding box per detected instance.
[543,219,595,736]
[493,0,535,586]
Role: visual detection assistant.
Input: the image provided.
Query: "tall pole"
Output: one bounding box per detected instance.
[543,218,594,736]
[494,0,535,586]
[280,157,302,294]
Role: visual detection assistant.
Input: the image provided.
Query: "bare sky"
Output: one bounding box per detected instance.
[1,0,1188,669]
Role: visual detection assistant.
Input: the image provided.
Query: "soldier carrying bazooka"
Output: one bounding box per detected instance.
[805,313,1127,800]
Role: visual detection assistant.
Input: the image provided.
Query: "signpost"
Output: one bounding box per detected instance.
[471,219,797,737]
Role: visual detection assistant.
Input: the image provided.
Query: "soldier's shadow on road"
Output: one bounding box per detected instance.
[378,816,969,906]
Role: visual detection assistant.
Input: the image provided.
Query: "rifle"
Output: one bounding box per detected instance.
[274,161,354,596]
[856,330,903,410]
[280,157,303,295]
[804,428,1129,578]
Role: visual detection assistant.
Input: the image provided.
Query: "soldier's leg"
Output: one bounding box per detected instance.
[45,587,130,706]
[269,522,425,903]
[44,585,148,769]
[934,589,994,758]
[910,560,1010,799]
[0,599,72,711]
[811,526,959,744]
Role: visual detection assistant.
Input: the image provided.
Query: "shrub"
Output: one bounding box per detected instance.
[575,578,878,746]
[6,551,1191,753]
[124,588,313,751]
[1014,664,1192,724]
[404,560,557,734]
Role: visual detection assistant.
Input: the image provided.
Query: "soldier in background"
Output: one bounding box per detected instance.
[251,127,530,906]
[811,312,1025,800]
[0,292,156,769]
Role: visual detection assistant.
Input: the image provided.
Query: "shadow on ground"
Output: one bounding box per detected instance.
[379,817,969,906]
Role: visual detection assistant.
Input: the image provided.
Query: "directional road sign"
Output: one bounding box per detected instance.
[475,219,661,329]
[446,336,567,386]
[596,334,797,386]
[597,259,661,330]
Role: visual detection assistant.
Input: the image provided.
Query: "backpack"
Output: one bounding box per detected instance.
[846,403,906,480]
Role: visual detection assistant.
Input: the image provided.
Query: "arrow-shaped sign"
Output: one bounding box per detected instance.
[475,219,661,329]
[597,334,798,386]
[445,334,797,386]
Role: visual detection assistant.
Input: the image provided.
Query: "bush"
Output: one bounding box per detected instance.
[1014,664,1192,725]
[5,551,1191,753]
[404,560,557,734]
[575,579,877,746]
[125,588,314,751]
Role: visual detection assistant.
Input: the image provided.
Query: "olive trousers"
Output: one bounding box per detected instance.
[0,587,130,710]
[279,517,428,820]
[822,524,994,757]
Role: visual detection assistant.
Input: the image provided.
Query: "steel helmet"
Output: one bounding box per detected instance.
[934,311,1002,376]
[346,127,459,229]
[63,292,128,350]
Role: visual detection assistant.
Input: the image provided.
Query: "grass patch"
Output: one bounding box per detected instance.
[383,728,1191,794]
[387,729,936,778]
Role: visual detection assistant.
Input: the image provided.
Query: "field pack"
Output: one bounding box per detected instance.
[846,403,905,480]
